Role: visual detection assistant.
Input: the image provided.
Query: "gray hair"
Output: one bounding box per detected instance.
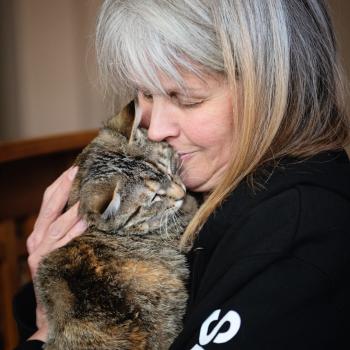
[96,0,224,100]
[96,0,349,244]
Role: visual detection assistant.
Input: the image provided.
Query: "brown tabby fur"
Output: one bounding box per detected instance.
[35,102,198,350]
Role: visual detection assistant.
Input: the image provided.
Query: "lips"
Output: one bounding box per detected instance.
[178,151,196,161]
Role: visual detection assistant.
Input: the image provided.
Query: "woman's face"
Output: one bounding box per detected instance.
[138,72,236,192]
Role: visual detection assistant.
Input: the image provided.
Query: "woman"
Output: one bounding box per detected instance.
[14,0,350,349]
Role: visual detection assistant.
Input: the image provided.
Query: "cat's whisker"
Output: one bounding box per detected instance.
[164,209,169,239]
[172,208,184,235]
[160,210,168,237]
[176,213,184,231]
[172,213,181,234]
[171,210,179,226]
[165,212,169,238]
[176,158,185,176]
[166,209,173,239]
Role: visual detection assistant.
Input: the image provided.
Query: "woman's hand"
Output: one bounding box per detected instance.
[26,166,88,342]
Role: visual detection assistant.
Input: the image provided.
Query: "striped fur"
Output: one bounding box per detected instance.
[35,115,198,350]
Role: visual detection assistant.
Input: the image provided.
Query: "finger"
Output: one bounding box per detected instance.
[54,219,88,249]
[41,166,75,203]
[28,207,84,277]
[30,218,87,276]
[32,166,79,241]
[26,166,73,254]
[26,235,36,255]
[44,202,81,242]
[27,197,79,256]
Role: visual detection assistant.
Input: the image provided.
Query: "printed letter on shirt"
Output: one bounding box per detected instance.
[191,309,241,349]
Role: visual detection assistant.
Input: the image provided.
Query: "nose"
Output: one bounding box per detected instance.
[140,95,179,142]
[166,182,186,201]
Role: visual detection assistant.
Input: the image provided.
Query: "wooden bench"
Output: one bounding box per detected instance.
[0,130,97,350]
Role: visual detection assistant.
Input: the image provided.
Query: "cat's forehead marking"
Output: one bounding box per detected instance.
[145,180,161,192]
[86,148,165,181]
[156,158,169,171]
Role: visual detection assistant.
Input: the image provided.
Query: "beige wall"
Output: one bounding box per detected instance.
[328,0,350,153]
[329,0,350,79]
[0,0,108,141]
[0,0,20,140]
[0,0,349,144]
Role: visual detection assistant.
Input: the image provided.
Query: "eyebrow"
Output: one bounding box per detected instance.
[138,86,208,99]
[165,87,205,96]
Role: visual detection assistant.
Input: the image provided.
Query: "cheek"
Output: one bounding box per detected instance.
[183,94,234,148]
[184,112,234,149]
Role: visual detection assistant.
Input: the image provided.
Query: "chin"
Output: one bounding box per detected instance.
[181,169,212,192]
[182,177,197,191]
[182,177,205,193]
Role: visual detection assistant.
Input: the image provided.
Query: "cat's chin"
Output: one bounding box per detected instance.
[122,216,177,235]
[180,194,198,217]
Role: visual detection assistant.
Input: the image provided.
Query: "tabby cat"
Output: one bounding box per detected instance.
[35,102,198,350]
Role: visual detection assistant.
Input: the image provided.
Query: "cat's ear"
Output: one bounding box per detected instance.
[106,100,140,141]
[101,191,121,220]
[130,99,142,144]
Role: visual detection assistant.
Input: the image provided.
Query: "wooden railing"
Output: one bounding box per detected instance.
[0,130,97,350]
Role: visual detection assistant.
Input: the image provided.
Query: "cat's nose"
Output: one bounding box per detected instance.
[167,182,185,200]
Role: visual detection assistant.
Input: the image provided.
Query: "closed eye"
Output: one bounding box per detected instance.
[169,92,204,109]
[140,90,153,101]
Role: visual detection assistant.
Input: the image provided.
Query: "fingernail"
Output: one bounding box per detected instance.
[68,166,78,180]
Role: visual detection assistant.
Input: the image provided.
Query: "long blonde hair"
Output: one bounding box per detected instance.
[96,0,350,247]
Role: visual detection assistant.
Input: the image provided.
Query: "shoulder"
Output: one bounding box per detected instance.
[179,151,350,349]
[189,150,350,285]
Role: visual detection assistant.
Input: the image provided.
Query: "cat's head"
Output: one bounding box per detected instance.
[79,138,195,236]
[75,102,197,236]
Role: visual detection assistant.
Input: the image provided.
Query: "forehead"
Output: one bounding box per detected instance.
[137,69,225,95]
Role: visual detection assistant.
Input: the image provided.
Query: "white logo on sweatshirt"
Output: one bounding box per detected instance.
[191,309,241,349]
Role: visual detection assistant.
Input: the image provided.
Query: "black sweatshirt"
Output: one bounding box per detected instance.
[14,150,350,349]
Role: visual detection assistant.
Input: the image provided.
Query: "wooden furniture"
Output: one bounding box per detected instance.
[0,130,97,350]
